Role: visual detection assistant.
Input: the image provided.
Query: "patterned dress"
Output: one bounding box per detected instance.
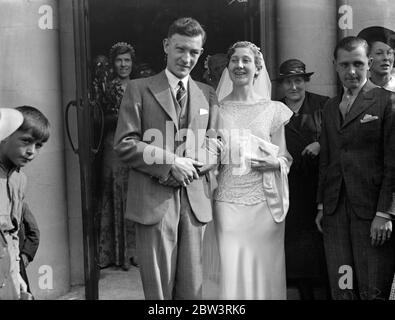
[96,79,135,269]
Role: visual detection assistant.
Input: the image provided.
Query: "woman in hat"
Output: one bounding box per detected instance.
[275,59,330,299]
[96,42,138,271]
[358,26,395,92]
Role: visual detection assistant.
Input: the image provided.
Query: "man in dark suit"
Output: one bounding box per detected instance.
[316,36,395,300]
[114,17,222,300]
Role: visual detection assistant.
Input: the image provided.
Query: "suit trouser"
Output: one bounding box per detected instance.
[136,187,206,300]
[322,187,395,300]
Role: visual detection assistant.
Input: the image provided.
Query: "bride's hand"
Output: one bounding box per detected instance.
[249,155,280,171]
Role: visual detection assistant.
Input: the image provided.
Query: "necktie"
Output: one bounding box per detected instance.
[176,80,187,113]
[339,89,353,119]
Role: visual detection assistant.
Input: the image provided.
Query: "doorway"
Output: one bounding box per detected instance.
[89,0,261,80]
[86,0,262,299]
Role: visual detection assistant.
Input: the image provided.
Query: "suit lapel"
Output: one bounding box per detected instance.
[188,77,208,129]
[341,80,378,128]
[185,78,209,158]
[148,71,179,130]
[330,95,342,132]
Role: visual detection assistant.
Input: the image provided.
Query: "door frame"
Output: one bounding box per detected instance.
[71,0,99,300]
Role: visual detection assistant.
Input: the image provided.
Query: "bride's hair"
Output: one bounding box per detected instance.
[226,41,263,76]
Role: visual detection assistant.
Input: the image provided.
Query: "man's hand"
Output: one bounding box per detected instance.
[302,142,320,157]
[171,157,203,187]
[315,209,324,233]
[370,216,392,247]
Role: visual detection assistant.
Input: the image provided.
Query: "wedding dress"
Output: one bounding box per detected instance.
[213,98,292,299]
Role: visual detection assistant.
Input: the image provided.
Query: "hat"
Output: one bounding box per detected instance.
[274,59,314,81]
[0,108,23,141]
[358,26,395,48]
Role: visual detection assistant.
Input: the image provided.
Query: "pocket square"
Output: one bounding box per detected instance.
[360,114,379,123]
[199,108,208,115]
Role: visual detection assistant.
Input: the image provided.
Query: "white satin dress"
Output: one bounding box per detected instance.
[213,99,292,300]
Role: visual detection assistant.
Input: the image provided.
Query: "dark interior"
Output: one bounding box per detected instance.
[88,0,261,81]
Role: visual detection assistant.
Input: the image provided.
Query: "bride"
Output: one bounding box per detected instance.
[212,41,293,299]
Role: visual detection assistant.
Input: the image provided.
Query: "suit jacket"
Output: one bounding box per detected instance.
[114,71,222,225]
[317,80,395,219]
[18,202,40,262]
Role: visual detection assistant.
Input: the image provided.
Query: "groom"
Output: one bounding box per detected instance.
[114,17,222,300]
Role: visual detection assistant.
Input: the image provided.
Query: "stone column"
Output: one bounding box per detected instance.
[0,0,70,299]
[276,0,338,98]
[58,0,84,288]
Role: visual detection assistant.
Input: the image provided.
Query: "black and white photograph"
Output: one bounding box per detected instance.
[1,0,395,307]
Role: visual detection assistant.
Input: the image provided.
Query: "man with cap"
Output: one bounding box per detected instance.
[358,26,395,91]
[275,59,330,299]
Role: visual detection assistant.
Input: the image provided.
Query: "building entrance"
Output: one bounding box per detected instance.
[86,0,262,299]
[89,0,261,80]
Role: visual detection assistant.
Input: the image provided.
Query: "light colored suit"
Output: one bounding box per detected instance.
[114,71,221,299]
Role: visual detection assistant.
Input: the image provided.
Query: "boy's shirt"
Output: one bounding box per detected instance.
[0,162,26,233]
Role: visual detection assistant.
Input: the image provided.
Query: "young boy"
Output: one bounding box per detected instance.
[0,107,23,300]
[0,106,49,299]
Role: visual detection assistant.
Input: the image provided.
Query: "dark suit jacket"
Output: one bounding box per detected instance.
[18,202,40,262]
[114,71,222,225]
[317,80,395,219]
[17,203,39,294]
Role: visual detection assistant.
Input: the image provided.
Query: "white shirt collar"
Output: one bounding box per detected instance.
[165,68,189,94]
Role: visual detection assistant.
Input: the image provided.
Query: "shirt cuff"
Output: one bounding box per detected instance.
[317,203,323,210]
[376,212,392,219]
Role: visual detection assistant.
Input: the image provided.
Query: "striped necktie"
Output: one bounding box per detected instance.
[176,80,187,113]
[339,88,353,120]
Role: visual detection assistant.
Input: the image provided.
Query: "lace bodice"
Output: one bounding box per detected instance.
[214,99,290,205]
